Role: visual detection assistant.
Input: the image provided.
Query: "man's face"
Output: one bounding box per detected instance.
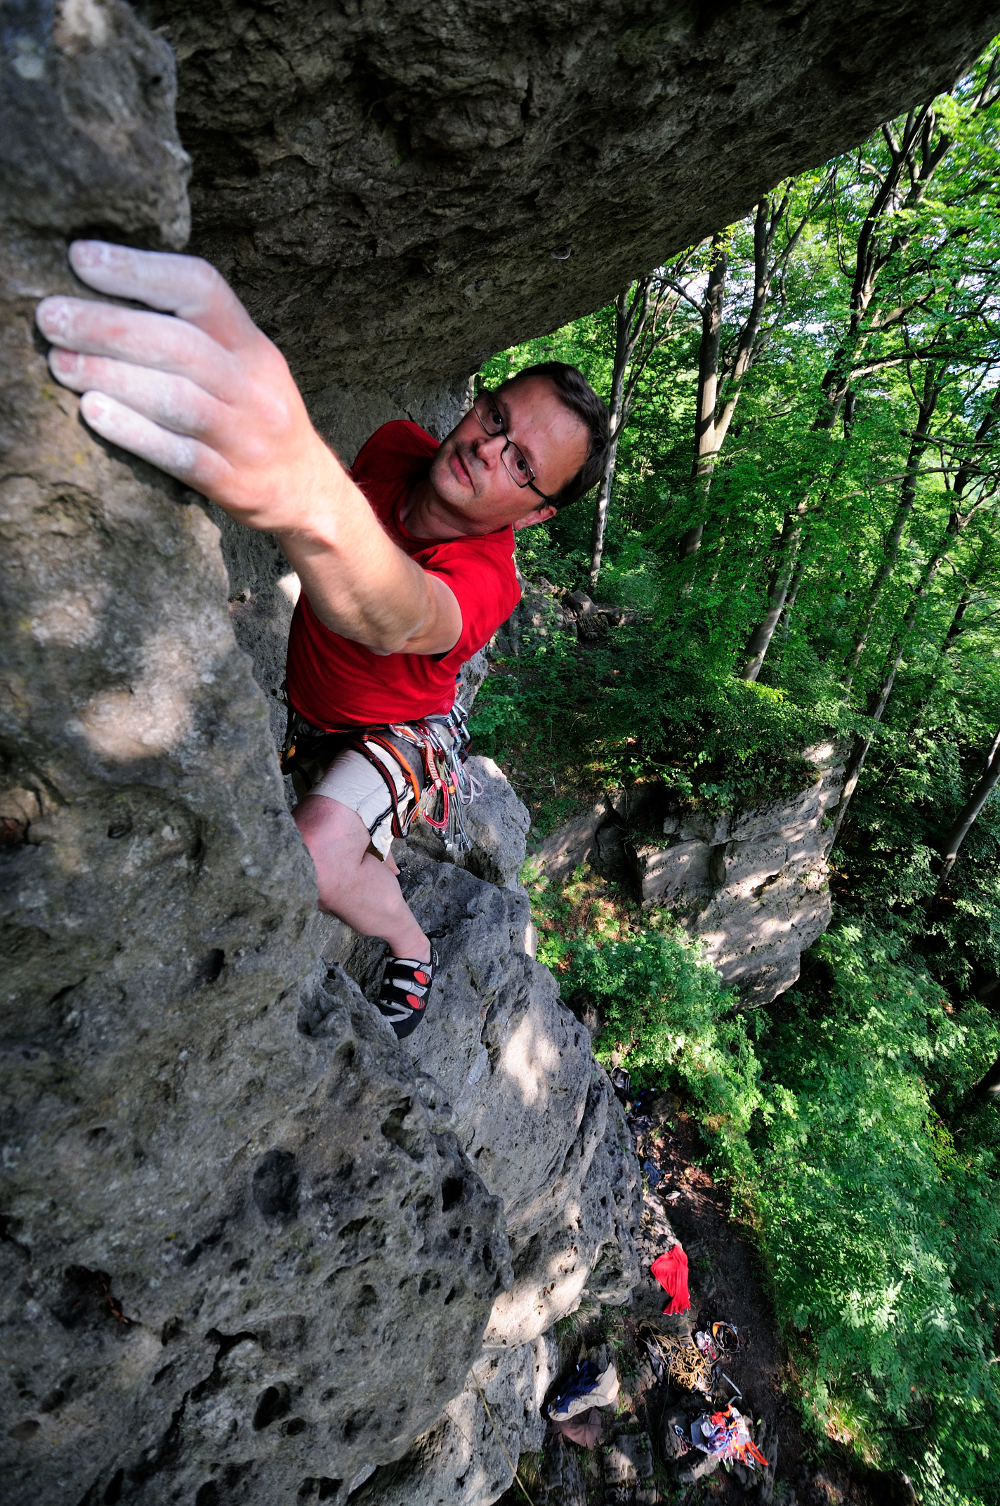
[427,375,589,536]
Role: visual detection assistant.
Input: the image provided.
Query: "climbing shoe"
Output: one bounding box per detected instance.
[376,948,438,1039]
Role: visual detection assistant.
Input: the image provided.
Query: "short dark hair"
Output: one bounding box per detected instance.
[500,361,610,510]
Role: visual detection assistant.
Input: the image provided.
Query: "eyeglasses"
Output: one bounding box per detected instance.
[471,390,554,503]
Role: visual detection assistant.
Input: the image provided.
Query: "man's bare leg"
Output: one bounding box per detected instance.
[293,792,431,962]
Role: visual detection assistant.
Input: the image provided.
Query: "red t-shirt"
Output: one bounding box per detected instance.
[285,420,521,728]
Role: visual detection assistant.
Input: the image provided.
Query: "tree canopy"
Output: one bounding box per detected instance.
[476,43,1000,1505]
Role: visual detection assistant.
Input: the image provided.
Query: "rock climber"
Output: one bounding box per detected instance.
[36,242,610,1039]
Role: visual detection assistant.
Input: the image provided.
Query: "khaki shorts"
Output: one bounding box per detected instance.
[311,743,416,860]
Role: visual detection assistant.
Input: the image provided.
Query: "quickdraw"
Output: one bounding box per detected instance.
[380,701,481,858]
[280,697,480,858]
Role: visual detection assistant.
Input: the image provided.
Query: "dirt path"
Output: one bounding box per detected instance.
[499,1088,890,1505]
[625,1089,805,1500]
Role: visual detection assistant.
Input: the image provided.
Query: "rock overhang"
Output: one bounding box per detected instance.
[148,0,1000,393]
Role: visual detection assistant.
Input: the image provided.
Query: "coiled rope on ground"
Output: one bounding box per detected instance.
[639,1324,713,1393]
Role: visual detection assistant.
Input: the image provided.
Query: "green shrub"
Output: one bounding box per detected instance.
[532,877,1000,1503]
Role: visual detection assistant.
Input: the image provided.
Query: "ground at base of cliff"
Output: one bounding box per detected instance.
[496,1091,906,1506]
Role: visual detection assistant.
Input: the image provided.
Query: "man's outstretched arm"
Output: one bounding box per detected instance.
[36,241,461,657]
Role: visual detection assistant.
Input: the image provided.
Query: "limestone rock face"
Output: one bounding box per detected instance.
[350,853,642,1348]
[147,0,1000,396]
[535,746,845,1006]
[1,11,506,1504]
[1,0,189,246]
[5,3,994,1503]
[352,1335,559,1506]
[457,755,532,890]
[632,743,847,1004]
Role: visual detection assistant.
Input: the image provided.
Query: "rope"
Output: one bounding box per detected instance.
[640,1325,713,1393]
[471,1370,538,1506]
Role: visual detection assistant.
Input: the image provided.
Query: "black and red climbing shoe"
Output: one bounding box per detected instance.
[376,948,438,1039]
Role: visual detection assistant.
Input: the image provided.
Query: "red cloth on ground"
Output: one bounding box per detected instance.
[285,420,521,728]
[650,1243,690,1314]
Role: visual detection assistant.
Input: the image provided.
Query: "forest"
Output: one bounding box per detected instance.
[471,44,1000,1506]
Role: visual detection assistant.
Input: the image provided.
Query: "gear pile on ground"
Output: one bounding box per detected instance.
[492,1087,785,1506]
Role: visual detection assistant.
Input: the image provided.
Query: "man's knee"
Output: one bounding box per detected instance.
[294,793,369,887]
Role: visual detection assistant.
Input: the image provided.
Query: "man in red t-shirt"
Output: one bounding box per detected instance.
[37,243,609,1039]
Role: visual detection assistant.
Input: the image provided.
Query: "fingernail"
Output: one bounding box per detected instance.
[70,240,104,268]
[37,297,69,337]
[80,392,106,422]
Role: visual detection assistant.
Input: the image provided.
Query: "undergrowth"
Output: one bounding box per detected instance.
[470,624,842,835]
[528,867,1000,1505]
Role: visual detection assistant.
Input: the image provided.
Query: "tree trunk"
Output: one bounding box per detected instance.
[677,237,727,561]
[740,508,805,680]
[588,287,634,590]
[827,500,986,845]
[844,368,940,689]
[907,572,979,735]
[588,434,620,590]
[589,276,680,590]
[937,729,1000,887]
[737,110,950,681]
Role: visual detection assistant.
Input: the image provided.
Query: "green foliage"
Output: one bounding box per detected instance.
[536,897,762,1174]
[487,47,1000,1505]
[750,925,1000,1498]
[533,874,1000,1503]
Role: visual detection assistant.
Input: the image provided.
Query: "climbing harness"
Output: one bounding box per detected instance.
[281,698,480,858]
[375,703,480,858]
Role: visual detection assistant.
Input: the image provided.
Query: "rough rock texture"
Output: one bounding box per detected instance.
[533,803,607,883]
[318,851,642,1506]
[338,852,642,1352]
[147,0,1000,397]
[460,756,532,890]
[352,1334,559,1506]
[632,742,847,1005]
[0,11,502,1503]
[408,755,531,891]
[1,0,189,247]
[5,2,997,1503]
[535,744,845,1006]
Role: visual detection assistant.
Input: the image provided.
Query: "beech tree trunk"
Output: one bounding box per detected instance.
[589,276,679,590]
[827,495,990,846]
[588,434,620,589]
[589,289,631,589]
[739,107,950,682]
[844,367,941,690]
[677,236,727,561]
[937,728,1000,887]
[740,508,806,680]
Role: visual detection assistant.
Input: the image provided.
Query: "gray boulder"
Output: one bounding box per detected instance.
[461,755,532,890]
[1,958,509,1505]
[388,854,642,1348]
[336,852,641,1349]
[532,804,607,883]
[536,744,845,1006]
[631,741,846,1005]
[351,1334,558,1506]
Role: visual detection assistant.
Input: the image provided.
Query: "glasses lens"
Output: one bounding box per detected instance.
[475,392,504,433]
[502,443,533,488]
